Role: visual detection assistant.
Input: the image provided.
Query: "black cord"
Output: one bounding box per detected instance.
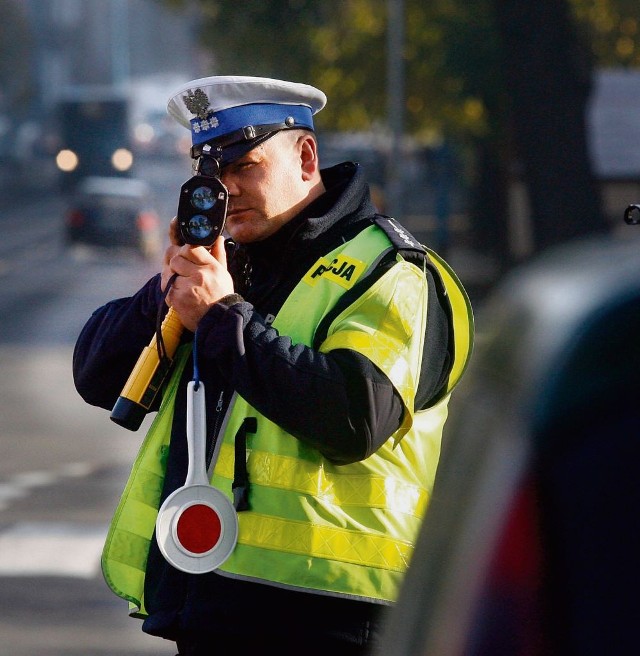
[156,273,179,364]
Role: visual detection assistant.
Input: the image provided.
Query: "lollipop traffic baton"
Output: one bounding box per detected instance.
[110,307,184,431]
[155,380,238,573]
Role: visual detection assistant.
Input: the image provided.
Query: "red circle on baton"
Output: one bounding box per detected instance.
[176,503,222,554]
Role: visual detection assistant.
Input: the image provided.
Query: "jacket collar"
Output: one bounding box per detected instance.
[244,161,377,264]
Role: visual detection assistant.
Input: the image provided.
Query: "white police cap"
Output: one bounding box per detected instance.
[167,75,327,154]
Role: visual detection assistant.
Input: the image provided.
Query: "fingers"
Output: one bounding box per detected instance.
[161,224,181,292]
[169,235,226,270]
[160,264,177,293]
[169,217,181,246]
[210,236,228,268]
[161,233,230,316]
[162,235,227,290]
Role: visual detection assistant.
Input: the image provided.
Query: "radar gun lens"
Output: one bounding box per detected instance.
[191,186,216,211]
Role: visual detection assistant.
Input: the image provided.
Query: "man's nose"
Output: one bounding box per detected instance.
[220,172,239,195]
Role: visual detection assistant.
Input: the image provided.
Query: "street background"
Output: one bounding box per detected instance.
[2,0,639,654]
[0,157,184,655]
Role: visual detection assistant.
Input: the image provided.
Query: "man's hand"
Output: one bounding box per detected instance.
[161,218,234,332]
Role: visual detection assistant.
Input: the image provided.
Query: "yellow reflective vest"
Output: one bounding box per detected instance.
[102,221,473,616]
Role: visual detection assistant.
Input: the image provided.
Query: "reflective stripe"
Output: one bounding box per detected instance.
[236,513,413,571]
[214,442,429,516]
[221,543,403,601]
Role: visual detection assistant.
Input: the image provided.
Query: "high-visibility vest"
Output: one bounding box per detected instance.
[101,221,474,615]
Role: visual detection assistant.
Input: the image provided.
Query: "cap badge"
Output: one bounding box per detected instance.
[182,88,212,120]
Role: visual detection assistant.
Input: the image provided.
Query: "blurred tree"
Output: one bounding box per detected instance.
[163,0,389,131]
[493,0,606,258]
[163,0,638,268]
[0,1,33,120]
[573,0,640,66]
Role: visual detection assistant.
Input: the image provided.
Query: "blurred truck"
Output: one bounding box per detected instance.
[53,86,134,193]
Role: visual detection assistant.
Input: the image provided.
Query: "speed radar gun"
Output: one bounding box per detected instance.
[110,146,229,431]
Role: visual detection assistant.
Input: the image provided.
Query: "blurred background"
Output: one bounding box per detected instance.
[0,1,639,654]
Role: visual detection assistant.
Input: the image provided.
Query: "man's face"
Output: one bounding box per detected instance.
[220,131,313,243]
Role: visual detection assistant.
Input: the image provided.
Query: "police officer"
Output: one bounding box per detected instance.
[73,75,473,656]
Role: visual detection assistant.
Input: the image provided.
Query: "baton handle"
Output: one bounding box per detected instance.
[110,307,184,431]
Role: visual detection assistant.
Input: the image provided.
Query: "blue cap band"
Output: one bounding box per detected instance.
[190,103,314,146]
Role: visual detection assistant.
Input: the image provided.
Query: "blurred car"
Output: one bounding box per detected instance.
[375,232,640,655]
[64,176,162,259]
[132,108,191,158]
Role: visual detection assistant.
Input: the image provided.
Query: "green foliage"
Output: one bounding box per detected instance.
[164,0,639,140]
[182,0,389,133]
[571,0,640,66]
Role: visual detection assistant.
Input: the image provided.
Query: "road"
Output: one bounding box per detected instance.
[0,157,189,655]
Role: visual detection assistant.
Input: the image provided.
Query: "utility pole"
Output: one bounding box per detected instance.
[386,0,405,219]
[111,0,130,89]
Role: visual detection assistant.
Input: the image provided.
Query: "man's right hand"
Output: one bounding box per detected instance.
[161,218,235,332]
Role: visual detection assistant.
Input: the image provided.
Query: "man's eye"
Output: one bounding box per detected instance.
[225,159,256,175]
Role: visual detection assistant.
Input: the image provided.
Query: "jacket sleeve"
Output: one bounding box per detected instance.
[72,274,166,411]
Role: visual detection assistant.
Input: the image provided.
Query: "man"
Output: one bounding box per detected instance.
[73,75,473,656]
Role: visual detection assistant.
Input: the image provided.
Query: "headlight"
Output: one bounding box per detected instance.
[112,148,134,171]
[56,149,79,172]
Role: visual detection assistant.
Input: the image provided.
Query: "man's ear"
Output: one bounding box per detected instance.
[299,133,320,181]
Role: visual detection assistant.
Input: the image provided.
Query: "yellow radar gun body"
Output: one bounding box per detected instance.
[110,308,184,430]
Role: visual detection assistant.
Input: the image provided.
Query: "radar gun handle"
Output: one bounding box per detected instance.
[110,307,184,431]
